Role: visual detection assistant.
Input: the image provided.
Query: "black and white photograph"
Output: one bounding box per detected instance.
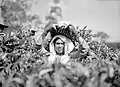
[0,0,120,87]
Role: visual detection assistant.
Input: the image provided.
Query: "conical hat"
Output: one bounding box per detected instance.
[0,24,8,28]
[0,17,8,29]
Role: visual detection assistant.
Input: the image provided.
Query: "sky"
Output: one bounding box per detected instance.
[29,0,120,42]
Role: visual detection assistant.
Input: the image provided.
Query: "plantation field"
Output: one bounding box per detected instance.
[0,26,120,87]
[0,0,120,87]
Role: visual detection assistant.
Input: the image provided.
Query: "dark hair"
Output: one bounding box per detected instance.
[53,37,65,46]
[53,37,61,44]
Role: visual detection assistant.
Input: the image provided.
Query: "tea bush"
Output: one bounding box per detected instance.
[0,26,120,87]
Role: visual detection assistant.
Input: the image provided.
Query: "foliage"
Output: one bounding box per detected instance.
[1,0,41,33]
[0,0,120,87]
[92,31,110,41]
[0,24,120,87]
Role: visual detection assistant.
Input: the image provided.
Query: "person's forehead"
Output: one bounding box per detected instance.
[55,38,64,43]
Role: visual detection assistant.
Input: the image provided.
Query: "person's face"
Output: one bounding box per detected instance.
[54,39,64,55]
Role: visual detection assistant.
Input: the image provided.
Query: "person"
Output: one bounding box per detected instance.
[42,21,78,65]
[0,23,8,52]
[48,35,75,64]
[0,23,8,41]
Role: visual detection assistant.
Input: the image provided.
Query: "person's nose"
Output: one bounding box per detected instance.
[59,43,64,47]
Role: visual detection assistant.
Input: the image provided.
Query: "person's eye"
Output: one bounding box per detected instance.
[56,43,60,45]
[56,43,64,45]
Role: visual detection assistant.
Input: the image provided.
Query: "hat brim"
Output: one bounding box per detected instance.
[0,24,8,28]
